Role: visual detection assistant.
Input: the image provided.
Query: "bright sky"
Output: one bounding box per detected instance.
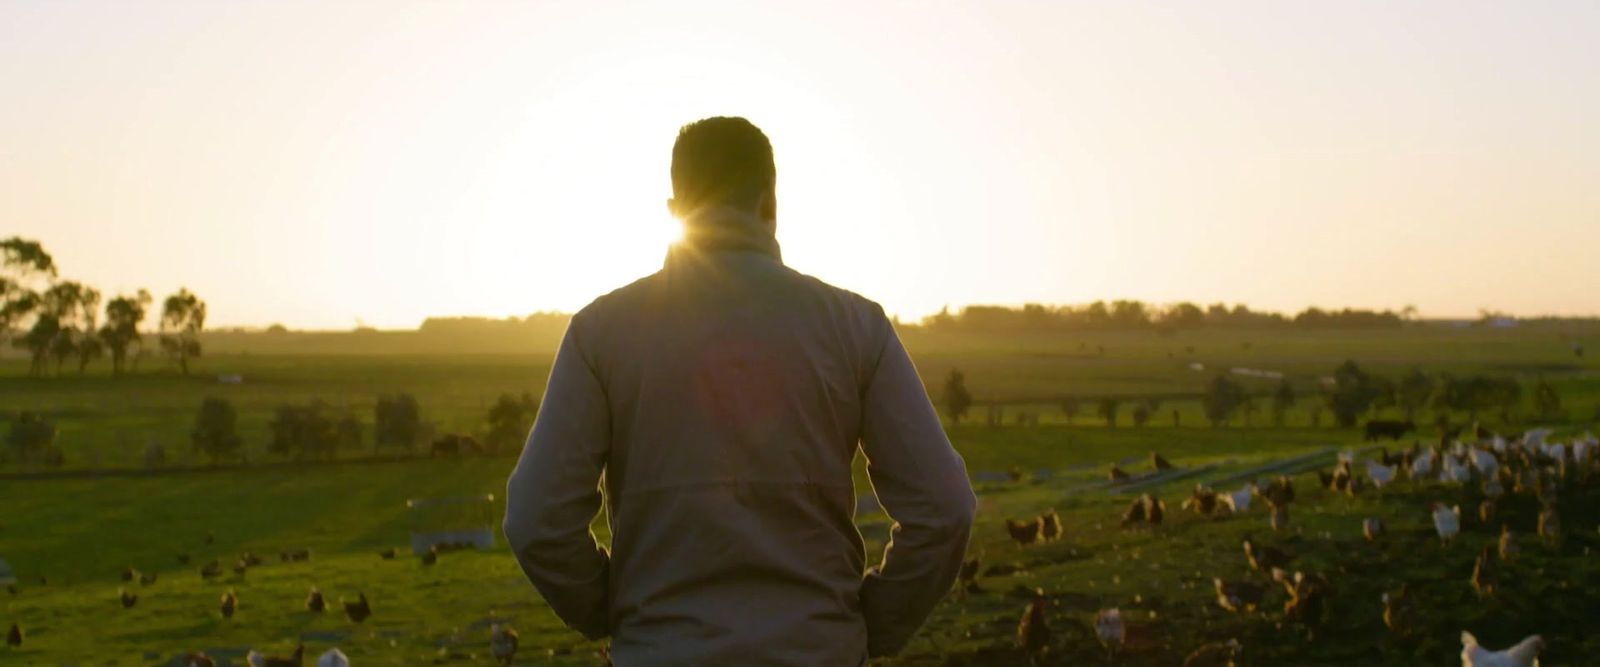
[4,1,1598,328]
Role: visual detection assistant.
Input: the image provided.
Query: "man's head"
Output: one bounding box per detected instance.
[668,117,776,226]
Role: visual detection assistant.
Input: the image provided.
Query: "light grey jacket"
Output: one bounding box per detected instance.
[504,224,976,666]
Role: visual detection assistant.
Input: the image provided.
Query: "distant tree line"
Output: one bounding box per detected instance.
[917,301,1410,332]
[1,237,207,377]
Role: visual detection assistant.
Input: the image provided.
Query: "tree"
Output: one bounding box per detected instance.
[268,401,338,461]
[1533,379,1562,421]
[1097,397,1121,428]
[1395,368,1434,423]
[1323,360,1383,428]
[0,238,56,347]
[99,290,152,375]
[1271,379,1296,426]
[159,288,206,375]
[1060,397,1081,424]
[942,370,973,425]
[38,281,100,375]
[1131,402,1152,427]
[191,397,241,464]
[486,392,540,454]
[6,411,57,465]
[375,394,423,451]
[1202,375,1248,426]
[1433,374,1521,424]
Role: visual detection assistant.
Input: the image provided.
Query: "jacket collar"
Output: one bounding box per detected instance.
[667,207,782,263]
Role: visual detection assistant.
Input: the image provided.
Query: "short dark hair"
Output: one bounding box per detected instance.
[671,117,775,213]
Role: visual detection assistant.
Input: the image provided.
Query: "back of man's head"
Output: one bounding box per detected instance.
[670,117,776,221]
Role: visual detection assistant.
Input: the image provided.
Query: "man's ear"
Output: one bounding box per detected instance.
[666,197,682,219]
[759,189,777,226]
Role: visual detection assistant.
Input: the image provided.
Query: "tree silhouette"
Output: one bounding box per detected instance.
[1271,379,1296,426]
[375,394,423,451]
[1323,360,1383,428]
[942,370,973,425]
[1395,368,1434,422]
[1097,397,1121,428]
[99,290,152,376]
[1203,375,1248,426]
[191,398,241,465]
[486,392,540,454]
[159,288,206,374]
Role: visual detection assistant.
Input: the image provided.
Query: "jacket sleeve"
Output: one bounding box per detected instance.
[504,318,612,640]
[857,318,977,657]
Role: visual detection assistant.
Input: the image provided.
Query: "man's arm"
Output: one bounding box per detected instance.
[858,319,977,657]
[503,320,612,640]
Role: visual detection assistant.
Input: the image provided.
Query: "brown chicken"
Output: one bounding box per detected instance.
[1268,502,1290,532]
[379,547,398,560]
[1471,545,1497,598]
[139,572,158,586]
[182,652,216,667]
[1281,572,1328,631]
[1183,485,1219,516]
[1381,587,1417,636]
[120,588,138,609]
[220,590,237,619]
[1005,518,1043,546]
[1499,525,1519,563]
[1183,639,1241,666]
[1243,538,1291,573]
[1362,518,1385,542]
[1109,465,1131,482]
[1151,452,1173,470]
[421,545,440,566]
[305,586,325,612]
[121,566,138,582]
[955,555,981,595]
[251,644,303,667]
[1213,578,1264,614]
[1039,510,1062,542]
[1016,589,1051,665]
[1120,496,1147,528]
[199,560,222,580]
[343,592,371,623]
[7,622,21,648]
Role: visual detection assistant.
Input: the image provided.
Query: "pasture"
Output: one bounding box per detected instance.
[3,322,1600,665]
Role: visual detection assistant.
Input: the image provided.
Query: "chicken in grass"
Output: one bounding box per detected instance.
[1016,589,1051,666]
[7,622,21,648]
[1460,631,1543,667]
[1144,493,1166,527]
[182,652,216,667]
[1242,538,1291,573]
[421,544,439,566]
[1432,503,1461,546]
[317,649,349,667]
[1281,572,1328,632]
[1498,525,1519,563]
[1120,496,1147,529]
[139,571,157,586]
[305,586,326,612]
[1537,503,1561,546]
[1183,485,1220,517]
[343,592,371,623]
[1219,483,1256,514]
[1268,501,1290,532]
[1005,518,1043,546]
[1039,510,1062,542]
[245,643,303,667]
[1213,577,1265,614]
[220,589,237,619]
[120,587,138,609]
[1365,459,1397,488]
[1094,608,1124,655]
[1411,449,1435,479]
[1382,587,1417,637]
[955,555,982,596]
[379,547,398,560]
[1108,465,1131,483]
[491,624,520,666]
[199,560,223,580]
[1151,452,1172,471]
[1183,639,1241,667]
[1471,545,1497,598]
[1363,518,1385,542]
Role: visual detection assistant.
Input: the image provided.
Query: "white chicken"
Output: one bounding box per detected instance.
[1469,448,1498,479]
[1523,428,1551,448]
[1411,450,1435,479]
[1443,456,1472,484]
[1432,503,1461,545]
[1220,484,1256,514]
[1460,631,1542,667]
[1490,435,1508,452]
[318,649,350,667]
[1365,460,1396,488]
[1094,608,1125,652]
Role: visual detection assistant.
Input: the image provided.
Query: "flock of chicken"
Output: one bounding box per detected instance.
[4,538,523,666]
[988,428,1596,666]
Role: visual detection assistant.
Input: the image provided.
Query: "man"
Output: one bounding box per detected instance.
[504,117,976,665]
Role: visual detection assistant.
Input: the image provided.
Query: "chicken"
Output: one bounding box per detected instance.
[1537,504,1560,545]
[199,560,223,580]
[1282,572,1328,630]
[1362,518,1385,542]
[1183,485,1220,516]
[1461,631,1543,667]
[1151,452,1172,470]
[1242,538,1291,573]
[954,555,982,596]
[343,592,371,623]
[1411,449,1435,479]
[220,589,237,619]
[1219,484,1255,514]
[182,653,217,667]
[305,586,326,612]
[1478,500,1497,524]
[1120,496,1147,528]
[317,649,349,667]
[1269,502,1290,532]
[246,644,303,667]
[121,566,138,582]
[1382,588,1417,637]
[379,547,398,560]
[239,551,263,567]
[1316,469,1335,490]
[1183,639,1241,667]
[1443,455,1472,484]
[1483,475,1505,499]
[1039,510,1062,542]
[1470,448,1500,480]
[120,587,138,609]
[1213,577,1264,614]
[139,572,158,586]
[232,560,249,576]
[1366,460,1397,488]
[1016,589,1051,665]
[1108,465,1131,483]
[421,544,439,566]
[7,622,21,648]
[1094,608,1124,654]
[1432,503,1461,545]
[1498,526,1519,563]
[1143,494,1166,527]
[491,623,520,666]
[1470,545,1497,598]
[1006,518,1043,545]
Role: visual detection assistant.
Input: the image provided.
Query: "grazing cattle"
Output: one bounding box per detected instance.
[1364,420,1416,442]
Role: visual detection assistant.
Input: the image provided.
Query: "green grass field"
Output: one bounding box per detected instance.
[3,324,1600,664]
